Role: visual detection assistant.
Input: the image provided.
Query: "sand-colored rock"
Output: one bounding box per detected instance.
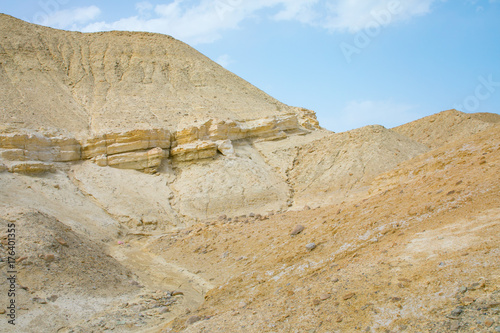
[0,132,81,162]
[8,161,55,174]
[105,147,165,171]
[81,129,171,159]
[216,140,235,156]
[171,141,218,162]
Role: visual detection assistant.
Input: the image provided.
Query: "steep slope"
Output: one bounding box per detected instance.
[393,109,500,149]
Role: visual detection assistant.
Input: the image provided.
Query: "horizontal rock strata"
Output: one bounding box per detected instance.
[0,114,316,172]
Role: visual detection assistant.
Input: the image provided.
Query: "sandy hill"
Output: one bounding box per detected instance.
[393,109,500,149]
[0,14,499,333]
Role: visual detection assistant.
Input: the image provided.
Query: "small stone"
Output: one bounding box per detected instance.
[238,301,247,308]
[320,294,331,300]
[47,295,58,302]
[332,278,339,283]
[55,237,68,246]
[450,307,463,316]
[171,291,184,296]
[305,243,317,251]
[159,307,170,314]
[291,225,305,236]
[458,286,467,294]
[312,299,321,306]
[186,315,201,325]
[0,309,5,314]
[336,315,343,323]
[343,292,356,300]
[450,321,460,331]
[484,319,494,328]
[44,254,55,262]
[33,297,47,304]
[468,282,485,290]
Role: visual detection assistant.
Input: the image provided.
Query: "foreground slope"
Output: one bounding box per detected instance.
[154,124,500,333]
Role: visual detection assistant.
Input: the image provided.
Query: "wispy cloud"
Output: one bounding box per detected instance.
[216,54,234,68]
[34,6,101,29]
[36,1,441,44]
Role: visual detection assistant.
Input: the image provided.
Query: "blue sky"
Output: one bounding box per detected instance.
[2,0,500,132]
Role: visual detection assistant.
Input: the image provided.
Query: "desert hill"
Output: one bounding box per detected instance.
[0,14,499,333]
[0,14,318,135]
[393,109,500,149]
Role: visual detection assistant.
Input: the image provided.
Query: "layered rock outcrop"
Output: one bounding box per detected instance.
[0,113,318,171]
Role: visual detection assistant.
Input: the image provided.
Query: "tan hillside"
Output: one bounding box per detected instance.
[393,109,500,149]
[0,15,499,333]
[0,14,317,135]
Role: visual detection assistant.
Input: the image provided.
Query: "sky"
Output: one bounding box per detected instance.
[2,1,500,132]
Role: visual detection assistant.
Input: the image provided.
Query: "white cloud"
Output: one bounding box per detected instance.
[322,0,437,33]
[326,99,420,132]
[33,6,101,29]
[38,1,439,44]
[136,1,154,16]
[216,54,234,68]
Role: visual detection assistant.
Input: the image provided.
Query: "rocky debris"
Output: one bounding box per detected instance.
[343,292,356,301]
[186,315,202,325]
[47,295,58,302]
[32,297,48,304]
[320,293,331,300]
[55,237,68,246]
[291,225,305,236]
[66,291,179,332]
[216,139,235,156]
[305,243,317,251]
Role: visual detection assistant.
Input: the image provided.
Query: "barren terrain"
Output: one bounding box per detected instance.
[0,14,499,333]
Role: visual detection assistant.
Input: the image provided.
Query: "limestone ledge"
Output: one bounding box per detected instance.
[0,132,81,162]
[0,113,317,170]
[173,114,302,146]
[81,129,171,159]
[7,162,55,174]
